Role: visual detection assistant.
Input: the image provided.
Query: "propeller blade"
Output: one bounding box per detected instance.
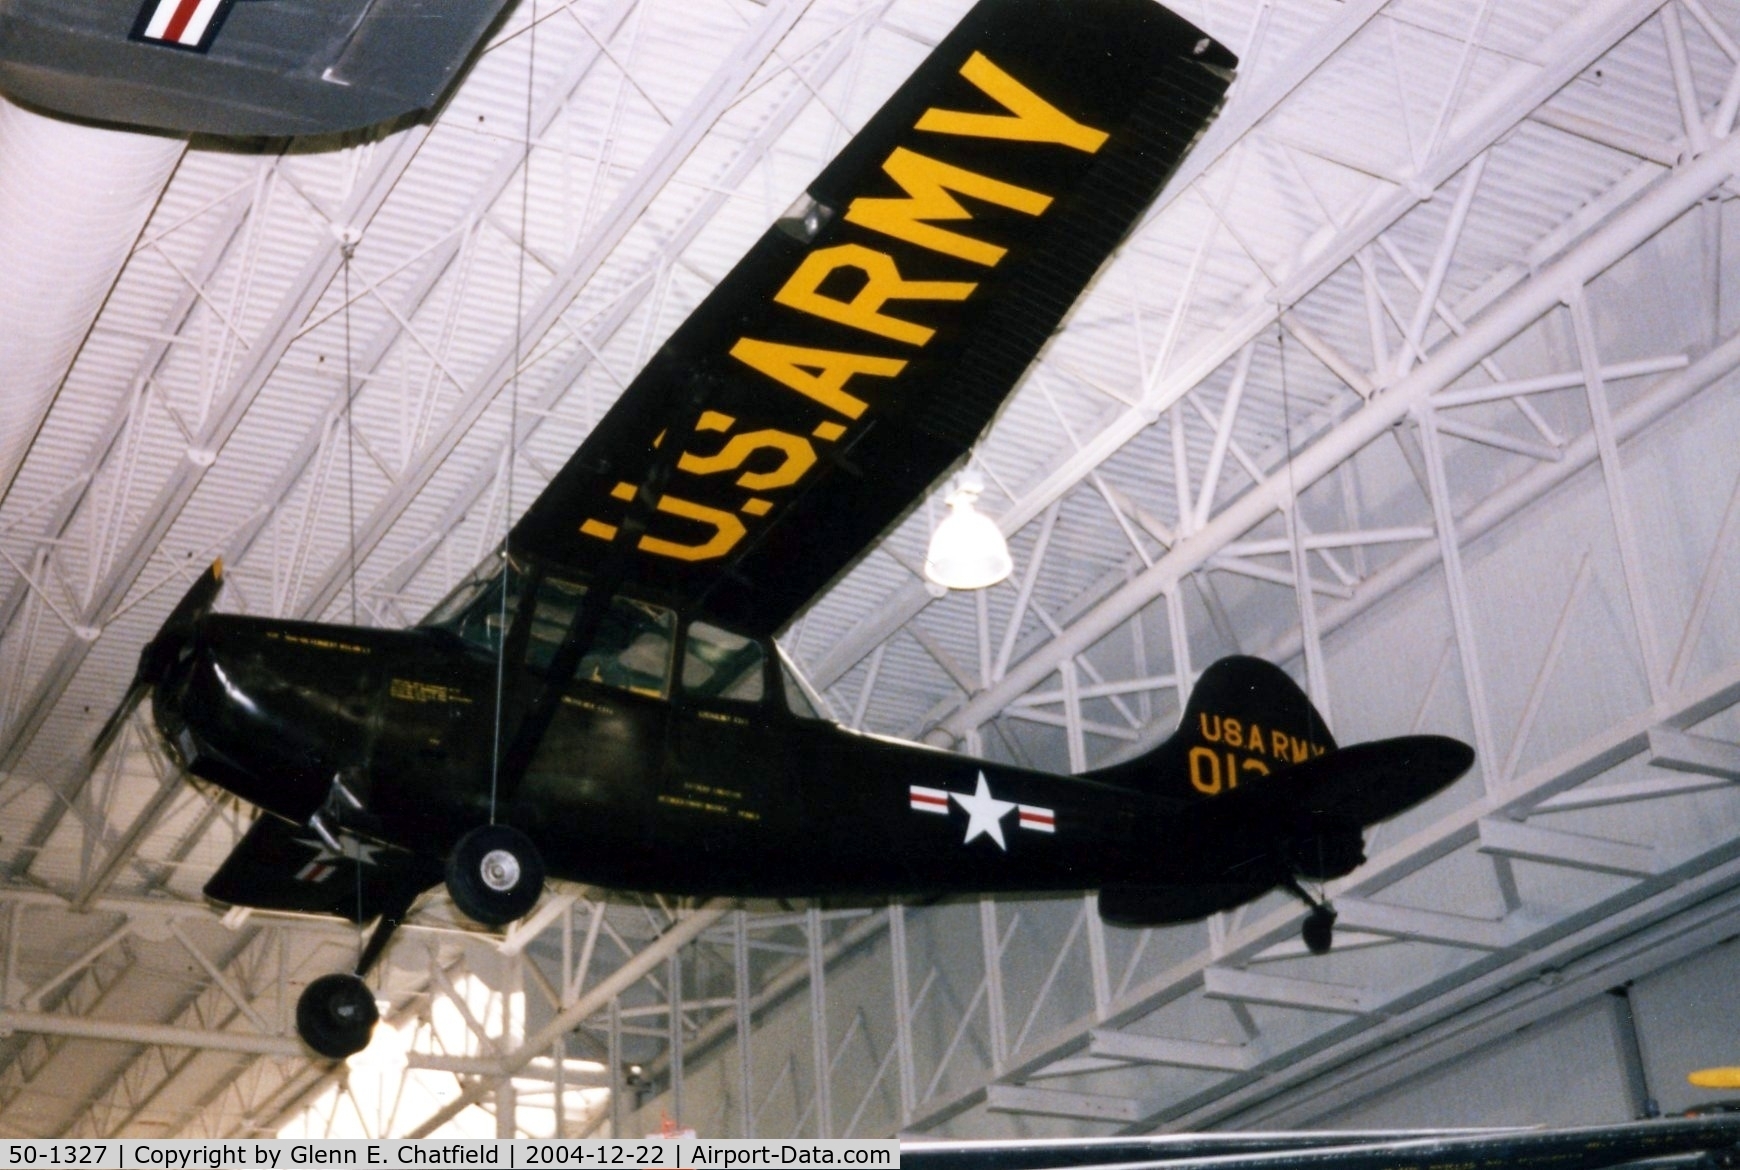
[88,681,149,763]
[88,559,225,762]
[1690,1067,1740,1089]
[160,559,224,642]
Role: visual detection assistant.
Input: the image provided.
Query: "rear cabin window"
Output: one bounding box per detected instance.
[683,622,765,702]
[781,657,820,719]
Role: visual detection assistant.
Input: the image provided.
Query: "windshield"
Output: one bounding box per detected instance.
[426,558,675,699]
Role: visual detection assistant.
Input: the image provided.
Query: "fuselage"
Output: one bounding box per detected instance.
[150,607,1287,902]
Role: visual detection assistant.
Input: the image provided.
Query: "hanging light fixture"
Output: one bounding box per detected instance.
[924,471,1012,591]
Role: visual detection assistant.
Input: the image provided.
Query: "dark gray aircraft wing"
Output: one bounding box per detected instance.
[508,0,1237,637]
[0,0,511,136]
[900,1115,1740,1170]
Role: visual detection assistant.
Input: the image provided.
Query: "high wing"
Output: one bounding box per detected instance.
[510,0,1237,637]
[0,0,511,136]
[900,1115,1740,1170]
[204,811,441,924]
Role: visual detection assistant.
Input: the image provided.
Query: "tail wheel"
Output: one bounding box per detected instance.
[446,823,545,928]
[1302,904,1337,955]
[296,973,378,1060]
[1281,874,1338,955]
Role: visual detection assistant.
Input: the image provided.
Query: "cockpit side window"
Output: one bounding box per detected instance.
[424,562,498,631]
[426,559,518,655]
[428,560,675,699]
[682,621,765,702]
[531,581,675,699]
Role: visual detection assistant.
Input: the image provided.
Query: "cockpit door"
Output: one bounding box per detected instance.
[657,620,790,885]
[512,581,675,874]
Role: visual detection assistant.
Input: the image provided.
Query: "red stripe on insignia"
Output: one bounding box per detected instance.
[161,0,206,42]
[910,786,950,813]
[296,861,334,882]
[1018,806,1055,832]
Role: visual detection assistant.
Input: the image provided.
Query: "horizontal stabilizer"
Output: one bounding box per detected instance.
[205,812,440,924]
[1276,735,1474,825]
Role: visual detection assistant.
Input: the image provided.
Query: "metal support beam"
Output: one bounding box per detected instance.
[1202,968,1369,1015]
[296,0,814,621]
[806,0,1672,699]
[0,1009,300,1056]
[1647,727,1740,780]
[1088,1029,1261,1072]
[1477,818,1660,877]
[1,123,434,863]
[985,1084,1145,1123]
[1332,898,1515,950]
[408,904,725,1137]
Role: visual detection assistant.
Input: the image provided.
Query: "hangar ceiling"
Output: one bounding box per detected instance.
[0,0,1737,1141]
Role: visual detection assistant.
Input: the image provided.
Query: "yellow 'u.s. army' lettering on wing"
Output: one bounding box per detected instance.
[914,52,1111,152]
[676,412,818,491]
[725,340,902,420]
[582,487,746,563]
[772,244,976,345]
[583,49,1109,562]
[844,149,1052,267]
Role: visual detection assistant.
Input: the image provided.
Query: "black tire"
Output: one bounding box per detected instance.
[1302,905,1336,956]
[446,823,545,928]
[296,973,379,1060]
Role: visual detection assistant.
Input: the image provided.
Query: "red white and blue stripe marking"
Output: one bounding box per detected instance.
[910,785,951,814]
[132,0,235,51]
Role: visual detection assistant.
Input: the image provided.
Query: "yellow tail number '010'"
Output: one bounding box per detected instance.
[1189,747,1270,796]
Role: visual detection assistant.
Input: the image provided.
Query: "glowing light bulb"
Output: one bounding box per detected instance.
[924,474,1012,591]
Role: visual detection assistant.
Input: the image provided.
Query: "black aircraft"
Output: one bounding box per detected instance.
[88,0,1476,1060]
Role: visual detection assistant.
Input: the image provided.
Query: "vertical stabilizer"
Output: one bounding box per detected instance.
[1090,657,1334,805]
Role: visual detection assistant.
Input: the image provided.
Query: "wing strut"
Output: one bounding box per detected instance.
[490,383,719,814]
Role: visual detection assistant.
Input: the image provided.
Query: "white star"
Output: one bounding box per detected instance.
[295,834,384,868]
[952,772,1016,850]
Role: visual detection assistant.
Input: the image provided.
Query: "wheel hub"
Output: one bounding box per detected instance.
[480,848,521,892]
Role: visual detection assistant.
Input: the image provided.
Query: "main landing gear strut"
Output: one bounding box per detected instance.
[295,880,416,1061]
[293,814,547,1060]
[1282,875,1337,955]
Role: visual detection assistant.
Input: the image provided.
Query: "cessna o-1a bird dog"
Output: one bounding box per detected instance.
[88,0,1475,1059]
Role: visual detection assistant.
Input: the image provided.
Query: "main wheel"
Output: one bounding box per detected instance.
[296,973,379,1060]
[1302,904,1337,955]
[446,823,545,928]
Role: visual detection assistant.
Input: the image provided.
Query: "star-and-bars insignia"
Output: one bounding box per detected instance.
[292,833,386,883]
[909,772,1054,850]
